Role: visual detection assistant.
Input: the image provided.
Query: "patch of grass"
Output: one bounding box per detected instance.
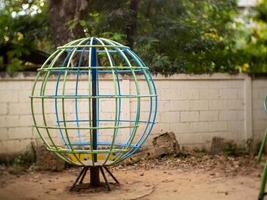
[0,142,36,173]
[192,147,208,158]
[223,142,247,157]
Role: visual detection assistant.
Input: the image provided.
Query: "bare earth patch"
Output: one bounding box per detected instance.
[0,154,263,200]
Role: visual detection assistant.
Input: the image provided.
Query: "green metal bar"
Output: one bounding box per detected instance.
[122,57,140,155]
[31,72,51,148]
[39,50,78,164]
[40,59,77,164]
[101,38,141,162]
[32,37,158,167]
[58,44,129,49]
[48,148,128,154]
[39,38,85,70]
[31,58,75,165]
[30,95,156,99]
[38,66,148,71]
[32,38,86,165]
[258,96,267,163]
[258,96,267,199]
[124,50,157,154]
[259,161,267,200]
[258,128,267,163]
[34,125,138,130]
[61,38,89,165]
[95,38,120,165]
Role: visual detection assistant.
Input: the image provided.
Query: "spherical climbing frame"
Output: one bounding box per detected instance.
[30,37,157,190]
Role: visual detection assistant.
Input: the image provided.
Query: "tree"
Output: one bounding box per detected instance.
[0,0,243,75]
[47,0,89,46]
[73,0,238,75]
[126,0,138,48]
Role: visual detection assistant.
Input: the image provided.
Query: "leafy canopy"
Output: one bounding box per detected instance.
[1,0,267,74]
[0,0,51,72]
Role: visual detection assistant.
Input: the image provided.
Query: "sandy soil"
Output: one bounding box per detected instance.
[0,155,263,200]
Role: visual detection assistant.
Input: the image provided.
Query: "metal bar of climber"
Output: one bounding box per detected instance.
[91,38,98,163]
[90,38,100,186]
[258,96,267,200]
[31,37,158,192]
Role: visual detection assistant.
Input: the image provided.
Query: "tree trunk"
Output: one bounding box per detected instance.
[126,0,139,49]
[47,0,89,46]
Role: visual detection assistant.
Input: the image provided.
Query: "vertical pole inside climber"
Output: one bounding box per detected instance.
[91,38,98,163]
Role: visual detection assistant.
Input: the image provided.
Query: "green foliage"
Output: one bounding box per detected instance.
[134,0,238,74]
[0,143,36,174]
[232,0,267,73]
[82,0,239,75]
[0,0,51,72]
[223,142,239,156]
[12,152,34,168]
[222,142,247,156]
[255,0,267,22]
[6,58,24,73]
[1,0,267,74]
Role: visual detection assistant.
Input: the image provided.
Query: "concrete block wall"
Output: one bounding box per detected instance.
[0,79,34,154]
[252,79,267,142]
[153,74,247,149]
[0,73,266,154]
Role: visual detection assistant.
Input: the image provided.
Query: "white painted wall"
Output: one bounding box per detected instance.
[0,73,266,154]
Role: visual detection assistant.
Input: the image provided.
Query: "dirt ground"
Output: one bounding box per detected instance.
[0,154,264,200]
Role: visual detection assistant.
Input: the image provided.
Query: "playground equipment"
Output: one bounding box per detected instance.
[30,37,157,190]
[257,96,267,200]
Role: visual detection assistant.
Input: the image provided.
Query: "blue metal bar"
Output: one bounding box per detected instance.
[56,119,155,124]
[74,41,90,146]
[32,37,158,167]
[98,37,122,164]
[91,38,98,163]
[48,69,145,74]
[32,94,156,99]
[121,51,157,159]
[39,66,149,70]
[65,49,125,53]
[54,52,73,148]
[101,38,141,162]
[74,55,82,145]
